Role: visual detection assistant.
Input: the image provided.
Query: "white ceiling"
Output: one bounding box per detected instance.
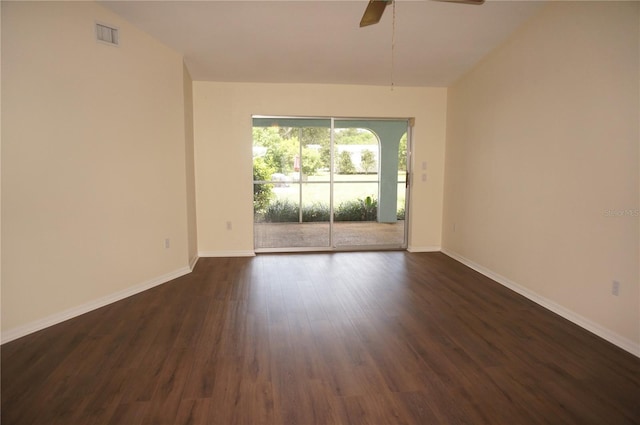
[100,0,545,87]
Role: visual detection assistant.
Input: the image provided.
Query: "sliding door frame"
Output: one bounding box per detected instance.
[252,115,412,253]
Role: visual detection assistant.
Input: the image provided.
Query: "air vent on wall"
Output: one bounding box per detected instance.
[96,22,119,46]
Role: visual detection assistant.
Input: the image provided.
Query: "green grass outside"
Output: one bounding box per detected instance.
[269,172,406,209]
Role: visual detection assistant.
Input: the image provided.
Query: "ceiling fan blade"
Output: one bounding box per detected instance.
[360,0,391,28]
[433,0,484,4]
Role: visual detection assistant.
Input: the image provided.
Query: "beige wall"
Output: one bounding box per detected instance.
[443,2,639,350]
[183,63,198,267]
[2,2,192,336]
[0,2,3,330]
[193,82,447,255]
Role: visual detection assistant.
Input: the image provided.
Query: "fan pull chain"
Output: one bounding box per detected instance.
[390,0,396,91]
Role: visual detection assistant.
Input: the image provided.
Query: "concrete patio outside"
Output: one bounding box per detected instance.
[254,221,406,249]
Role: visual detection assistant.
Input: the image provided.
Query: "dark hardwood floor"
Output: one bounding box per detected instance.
[2,252,639,424]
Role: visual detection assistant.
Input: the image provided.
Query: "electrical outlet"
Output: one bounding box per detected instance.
[453,223,456,232]
[226,221,232,230]
[164,238,170,249]
[612,280,620,296]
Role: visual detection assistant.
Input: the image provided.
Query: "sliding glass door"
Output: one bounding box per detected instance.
[253,116,409,251]
[252,118,331,248]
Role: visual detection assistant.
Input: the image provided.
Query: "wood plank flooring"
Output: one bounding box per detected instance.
[2,252,639,424]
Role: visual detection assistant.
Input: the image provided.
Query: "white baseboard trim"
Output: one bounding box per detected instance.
[407,245,441,253]
[1,266,192,345]
[199,250,256,257]
[441,248,640,358]
[189,255,200,271]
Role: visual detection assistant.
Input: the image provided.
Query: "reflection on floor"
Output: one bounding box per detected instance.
[254,221,405,249]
